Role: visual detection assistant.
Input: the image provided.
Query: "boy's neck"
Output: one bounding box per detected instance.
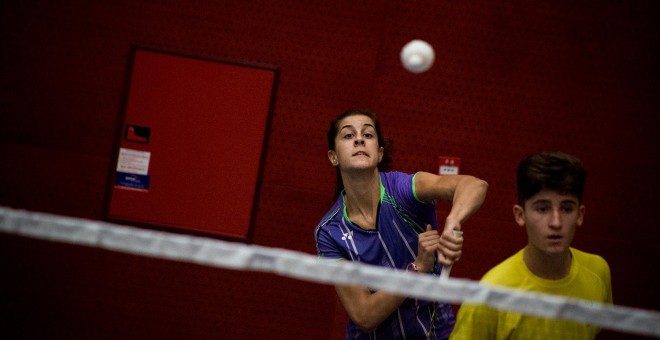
[523,246,572,280]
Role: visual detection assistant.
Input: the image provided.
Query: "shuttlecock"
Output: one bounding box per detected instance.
[400,39,435,74]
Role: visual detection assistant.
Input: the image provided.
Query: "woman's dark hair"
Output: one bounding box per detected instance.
[516,151,586,206]
[327,109,394,195]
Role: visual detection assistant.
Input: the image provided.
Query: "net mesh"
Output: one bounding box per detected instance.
[1,206,658,339]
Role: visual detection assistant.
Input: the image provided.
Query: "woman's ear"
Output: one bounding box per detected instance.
[328,150,338,166]
[378,146,384,163]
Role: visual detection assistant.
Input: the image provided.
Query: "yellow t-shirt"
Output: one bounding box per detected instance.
[450,248,612,340]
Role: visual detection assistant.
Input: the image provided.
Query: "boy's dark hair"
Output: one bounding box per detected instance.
[517,152,586,206]
[327,109,393,195]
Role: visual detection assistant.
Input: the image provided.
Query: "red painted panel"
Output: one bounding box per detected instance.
[107,49,276,240]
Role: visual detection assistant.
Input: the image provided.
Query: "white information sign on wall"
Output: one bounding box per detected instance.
[116,148,151,175]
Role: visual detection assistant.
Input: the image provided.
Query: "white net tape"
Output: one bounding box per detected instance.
[1,206,659,337]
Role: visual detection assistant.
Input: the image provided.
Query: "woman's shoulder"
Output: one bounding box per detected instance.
[316,196,344,230]
[380,171,415,185]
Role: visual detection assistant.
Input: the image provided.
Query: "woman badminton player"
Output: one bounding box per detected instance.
[314,109,488,339]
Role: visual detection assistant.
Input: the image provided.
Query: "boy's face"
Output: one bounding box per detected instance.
[513,189,585,256]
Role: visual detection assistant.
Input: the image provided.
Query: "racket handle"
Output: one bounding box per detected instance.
[439,229,463,280]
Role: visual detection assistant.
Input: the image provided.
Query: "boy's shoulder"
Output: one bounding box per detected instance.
[571,247,611,278]
[481,249,526,286]
[570,247,607,264]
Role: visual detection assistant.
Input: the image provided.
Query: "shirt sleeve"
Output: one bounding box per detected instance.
[598,256,613,304]
[315,223,347,260]
[386,171,437,232]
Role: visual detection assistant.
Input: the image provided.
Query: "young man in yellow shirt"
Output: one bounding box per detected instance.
[451,151,612,340]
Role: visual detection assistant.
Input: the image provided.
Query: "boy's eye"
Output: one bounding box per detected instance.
[561,206,575,213]
[535,206,549,213]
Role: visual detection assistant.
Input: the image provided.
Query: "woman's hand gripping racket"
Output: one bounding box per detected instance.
[439,229,463,280]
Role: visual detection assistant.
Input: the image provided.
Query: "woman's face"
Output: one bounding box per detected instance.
[328,114,383,172]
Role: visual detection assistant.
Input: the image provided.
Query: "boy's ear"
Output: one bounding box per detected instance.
[513,204,525,227]
[576,205,585,227]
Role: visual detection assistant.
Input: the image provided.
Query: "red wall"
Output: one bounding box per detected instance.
[1,1,658,339]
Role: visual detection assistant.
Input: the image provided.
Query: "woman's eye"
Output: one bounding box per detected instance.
[343,133,353,139]
[364,133,374,138]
